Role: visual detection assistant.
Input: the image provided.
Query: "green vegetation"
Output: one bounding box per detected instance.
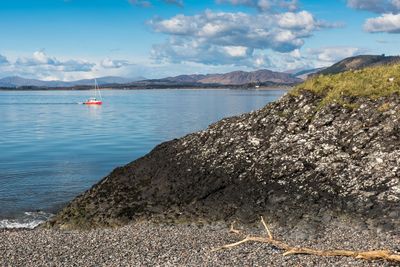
[292,64,400,106]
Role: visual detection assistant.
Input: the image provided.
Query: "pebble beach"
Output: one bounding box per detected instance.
[1,221,398,266]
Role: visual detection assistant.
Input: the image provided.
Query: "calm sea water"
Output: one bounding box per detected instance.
[0,89,285,228]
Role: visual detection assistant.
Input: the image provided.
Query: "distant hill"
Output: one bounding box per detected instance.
[313,55,400,76]
[0,69,302,89]
[4,56,400,89]
[293,68,326,80]
[199,69,301,85]
[71,76,145,86]
[0,76,145,88]
[161,74,208,83]
[159,69,302,85]
[0,76,49,88]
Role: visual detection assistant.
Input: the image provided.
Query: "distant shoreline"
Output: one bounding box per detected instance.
[0,85,293,91]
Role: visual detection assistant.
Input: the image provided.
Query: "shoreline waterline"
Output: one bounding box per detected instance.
[0,86,293,92]
[0,211,53,229]
[1,220,398,266]
[0,89,287,229]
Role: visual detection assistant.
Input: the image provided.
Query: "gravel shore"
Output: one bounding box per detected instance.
[1,221,399,266]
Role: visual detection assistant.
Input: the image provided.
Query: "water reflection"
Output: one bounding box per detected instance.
[0,89,286,218]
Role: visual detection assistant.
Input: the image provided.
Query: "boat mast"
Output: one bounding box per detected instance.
[94,78,102,100]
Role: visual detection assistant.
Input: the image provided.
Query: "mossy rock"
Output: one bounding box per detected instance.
[292,64,400,106]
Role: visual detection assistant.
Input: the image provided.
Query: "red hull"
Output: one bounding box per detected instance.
[84,101,102,105]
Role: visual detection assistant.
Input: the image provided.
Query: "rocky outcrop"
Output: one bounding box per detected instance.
[47,91,400,232]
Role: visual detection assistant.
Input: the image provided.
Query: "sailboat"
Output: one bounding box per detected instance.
[83,79,103,105]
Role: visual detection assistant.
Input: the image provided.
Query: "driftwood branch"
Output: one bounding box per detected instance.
[213,216,400,263]
[229,221,241,235]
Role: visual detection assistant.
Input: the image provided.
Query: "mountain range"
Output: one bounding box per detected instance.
[1,54,399,89]
[149,69,302,85]
[0,76,145,88]
[0,69,303,88]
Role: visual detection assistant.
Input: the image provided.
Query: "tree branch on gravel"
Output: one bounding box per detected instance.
[213,217,400,263]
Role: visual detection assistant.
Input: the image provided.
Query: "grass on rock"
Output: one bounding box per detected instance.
[292,64,400,106]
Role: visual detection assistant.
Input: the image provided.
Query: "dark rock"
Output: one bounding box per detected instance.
[46,92,400,231]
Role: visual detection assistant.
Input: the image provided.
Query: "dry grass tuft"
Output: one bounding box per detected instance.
[291,64,400,106]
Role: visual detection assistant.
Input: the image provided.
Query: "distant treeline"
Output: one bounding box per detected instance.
[0,81,298,91]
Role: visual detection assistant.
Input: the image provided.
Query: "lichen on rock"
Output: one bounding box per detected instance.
[46,68,400,233]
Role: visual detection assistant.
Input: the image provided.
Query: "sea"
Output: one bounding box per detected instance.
[0,88,286,228]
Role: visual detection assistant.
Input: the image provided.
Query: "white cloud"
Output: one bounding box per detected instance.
[151,38,256,66]
[149,9,334,67]
[277,11,315,30]
[307,46,364,66]
[216,0,299,12]
[347,0,400,33]
[16,51,94,72]
[150,11,324,47]
[347,0,400,14]
[0,51,139,81]
[16,51,58,66]
[364,13,400,33]
[129,0,184,8]
[0,47,365,81]
[289,48,301,59]
[261,46,364,71]
[223,46,249,57]
[0,54,9,65]
[100,58,130,68]
[393,0,400,9]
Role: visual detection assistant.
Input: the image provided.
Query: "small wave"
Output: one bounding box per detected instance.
[0,211,53,229]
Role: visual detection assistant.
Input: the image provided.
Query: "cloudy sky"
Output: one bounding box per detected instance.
[0,0,399,80]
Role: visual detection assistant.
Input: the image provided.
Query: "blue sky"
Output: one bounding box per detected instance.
[0,0,399,80]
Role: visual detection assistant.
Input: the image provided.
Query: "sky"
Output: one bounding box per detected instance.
[0,0,400,80]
